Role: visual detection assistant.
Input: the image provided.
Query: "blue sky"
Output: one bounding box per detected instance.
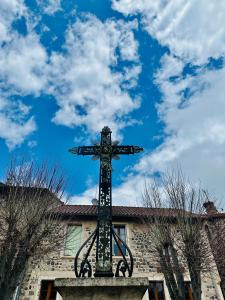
[0,0,225,207]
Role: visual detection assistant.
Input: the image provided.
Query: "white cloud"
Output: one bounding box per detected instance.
[69,186,97,205]
[28,140,37,148]
[0,97,36,149]
[0,8,141,148]
[0,2,47,149]
[48,15,141,139]
[69,173,147,206]
[112,174,147,206]
[0,0,26,42]
[112,0,225,64]
[37,0,62,15]
[0,33,48,95]
[111,0,225,203]
[135,55,225,200]
[0,31,46,150]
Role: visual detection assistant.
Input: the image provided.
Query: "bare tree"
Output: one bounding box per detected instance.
[0,160,65,300]
[143,182,187,300]
[142,171,215,300]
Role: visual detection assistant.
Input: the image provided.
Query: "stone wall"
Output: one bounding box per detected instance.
[19,219,224,300]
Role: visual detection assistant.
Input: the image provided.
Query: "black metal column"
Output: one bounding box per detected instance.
[94,127,113,276]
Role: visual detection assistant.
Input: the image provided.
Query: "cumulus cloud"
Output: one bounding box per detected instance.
[48,15,141,139]
[0,5,141,148]
[69,173,147,206]
[135,56,225,198]
[112,0,225,64]
[0,0,26,42]
[0,97,36,149]
[0,33,48,95]
[111,0,225,202]
[0,1,46,148]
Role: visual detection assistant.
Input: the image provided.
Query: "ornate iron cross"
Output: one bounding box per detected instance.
[69,126,143,277]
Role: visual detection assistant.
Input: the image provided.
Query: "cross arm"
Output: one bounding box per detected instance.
[112,145,143,155]
[69,146,100,156]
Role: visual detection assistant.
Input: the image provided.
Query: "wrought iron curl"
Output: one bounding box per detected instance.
[74,227,98,278]
[112,228,134,277]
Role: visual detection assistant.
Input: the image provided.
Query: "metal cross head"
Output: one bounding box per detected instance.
[69,126,143,278]
[69,126,143,160]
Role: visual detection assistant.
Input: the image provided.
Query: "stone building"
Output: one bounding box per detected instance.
[20,204,225,300]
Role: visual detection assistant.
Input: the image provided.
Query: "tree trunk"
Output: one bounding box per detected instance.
[187,258,202,300]
[0,283,15,300]
[158,247,184,300]
[0,247,29,300]
[158,251,176,300]
[170,245,186,299]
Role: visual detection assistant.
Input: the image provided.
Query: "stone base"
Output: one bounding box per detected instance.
[54,277,149,300]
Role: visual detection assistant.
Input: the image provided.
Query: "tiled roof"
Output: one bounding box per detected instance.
[1,182,223,219]
[53,204,225,219]
[53,205,187,218]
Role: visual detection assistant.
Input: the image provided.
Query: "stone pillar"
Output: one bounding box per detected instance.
[54,277,149,300]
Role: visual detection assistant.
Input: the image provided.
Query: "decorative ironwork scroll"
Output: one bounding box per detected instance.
[69,126,143,277]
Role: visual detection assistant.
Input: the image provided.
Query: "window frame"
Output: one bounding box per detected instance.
[148,281,165,300]
[63,223,82,257]
[112,224,127,257]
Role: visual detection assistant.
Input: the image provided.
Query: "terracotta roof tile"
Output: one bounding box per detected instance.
[53,204,225,219]
[53,204,182,218]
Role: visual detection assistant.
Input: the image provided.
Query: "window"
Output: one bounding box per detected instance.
[185,282,194,300]
[64,224,82,256]
[148,282,165,300]
[39,280,57,300]
[113,225,126,256]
